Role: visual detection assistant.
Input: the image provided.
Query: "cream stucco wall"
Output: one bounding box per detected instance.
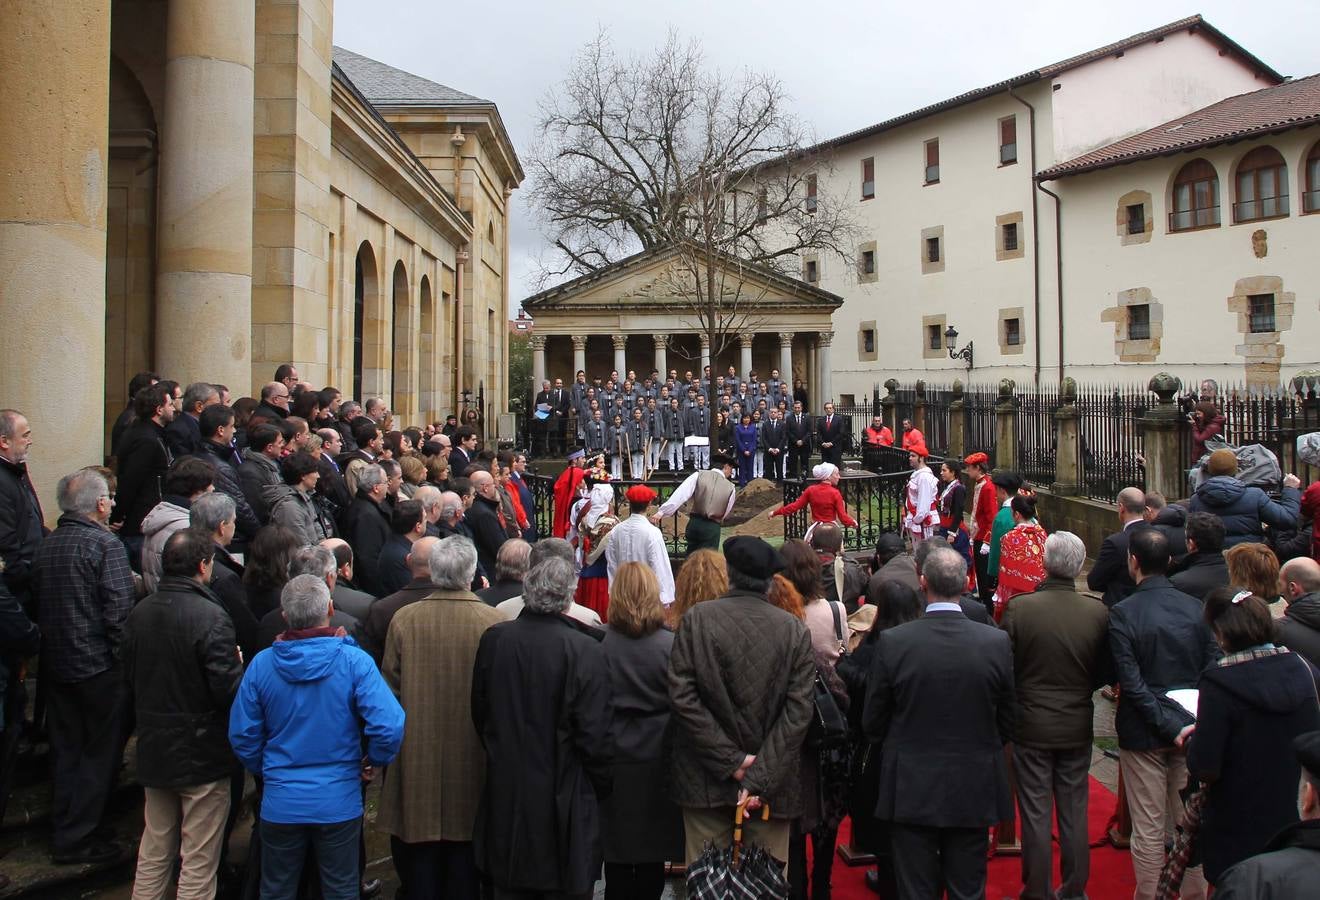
[1051,126,1320,387]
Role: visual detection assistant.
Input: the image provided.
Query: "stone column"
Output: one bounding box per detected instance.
[155,0,255,391]
[570,334,587,376]
[1142,373,1185,501]
[881,379,899,433]
[994,379,1019,470]
[947,380,966,460]
[654,335,667,377]
[778,332,794,382]
[699,335,711,374]
[913,380,927,435]
[0,0,111,515]
[529,335,547,393]
[609,334,626,377]
[1052,377,1081,495]
[807,341,818,405]
[817,331,834,406]
[739,333,754,379]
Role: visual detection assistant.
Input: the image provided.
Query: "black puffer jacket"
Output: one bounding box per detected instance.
[1277,593,1320,668]
[194,441,261,540]
[122,575,243,789]
[0,457,46,605]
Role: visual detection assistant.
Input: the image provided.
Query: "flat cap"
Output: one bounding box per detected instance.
[724,536,784,577]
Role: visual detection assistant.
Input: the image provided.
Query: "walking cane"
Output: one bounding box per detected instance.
[644,436,653,481]
[624,429,634,479]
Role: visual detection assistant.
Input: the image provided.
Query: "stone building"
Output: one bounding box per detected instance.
[1,0,520,513]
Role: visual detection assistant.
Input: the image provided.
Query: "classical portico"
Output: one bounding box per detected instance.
[521,246,842,402]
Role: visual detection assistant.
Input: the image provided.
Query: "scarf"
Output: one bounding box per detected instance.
[276,625,347,642]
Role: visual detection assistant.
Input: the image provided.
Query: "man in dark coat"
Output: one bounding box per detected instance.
[815,401,847,467]
[1109,529,1220,898]
[1001,532,1111,900]
[253,382,290,422]
[1170,512,1230,601]
[785,400,813,479]
[110,371,159,458]
[1278,557,1320,666]
[340,465,392,597]
[195,405,261,544]
[471,555,613,899]
[761,407,788,481]
[867,533,921,601]
[1086,486,1152,607]
[188,492,260,661]
[238,424,285,525]
[123,529,243,898]
[669,537,815,866]
[359,536,439,663]
[376,501,425,598]
[114,383,177,541]
[864,545,1014,899]
[165,382,219,458]
[464,471,508,579]
[0,410,46,609]
[1143,492,1187,563]
[1212,730,1320,898]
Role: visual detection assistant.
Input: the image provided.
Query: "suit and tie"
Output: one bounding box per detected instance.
[864,603,1015,900]
[816,413,846,466]
[785,413,813,479]
[760,417,787,480]
[1086,520,1153,607]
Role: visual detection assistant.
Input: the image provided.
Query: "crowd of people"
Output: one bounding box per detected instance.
[0,364,1318,900]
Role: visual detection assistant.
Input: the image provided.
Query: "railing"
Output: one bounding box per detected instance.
[1168,206,1220,231]
[1076,385,1148,501]
[781,469,914,553]
[1232,196,1289,222]
[523,470,690,556]
[1016,383,1058,487]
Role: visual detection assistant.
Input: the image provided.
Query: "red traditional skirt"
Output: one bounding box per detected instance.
[575,576,610,620]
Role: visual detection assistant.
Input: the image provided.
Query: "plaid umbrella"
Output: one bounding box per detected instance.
[687,803,790,900]
[1155,785,1206,900]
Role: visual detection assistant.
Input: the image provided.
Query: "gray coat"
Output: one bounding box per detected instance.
[668,590,815,818]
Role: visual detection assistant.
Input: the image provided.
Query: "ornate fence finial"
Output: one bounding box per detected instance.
[951,379,964,400]
[1061,376,1078,404]
[1292,370,1320,400]
[915,379,926,397]
[998,378,1016,401]
[1148,372,1181,404]
[883,378,899,397]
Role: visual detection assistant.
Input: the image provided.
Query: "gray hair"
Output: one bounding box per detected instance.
[1118,486,1146,515]
[921,546,967,600]
[281,573,332,629]
[1044,531,1087,579]
[378,458,400,478]
[495,539,532,582]
[287,545,336,581]
[529,537,574,568]
[365,397,386,417]
[414,485,442,515]
[339,401,362,419]
[429,535,478,590]
[190,491,236,533]
[522,556,577,614]
[0,410,24,440]
[182,381,219,411]
[305,433,323,452]
[57,468,108,516]
[358,464,387,493]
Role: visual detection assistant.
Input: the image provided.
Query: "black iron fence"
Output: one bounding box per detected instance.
[1075,384,1148,502]
[523,470,692,556]
[780,469,917,553]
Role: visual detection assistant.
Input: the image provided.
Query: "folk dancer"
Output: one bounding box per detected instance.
[651,453,737,556]
[902,441,939,549]
[551,449,589,539]
[937,458,975,591]
[573,481,617,619]
[769,462,857,541]
[964,452,997,613]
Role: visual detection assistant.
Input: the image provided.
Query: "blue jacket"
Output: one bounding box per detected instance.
[1188,476,1300,547]
[229,634,404,824]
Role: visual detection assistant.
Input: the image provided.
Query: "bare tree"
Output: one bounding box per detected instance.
[528,31,858,433]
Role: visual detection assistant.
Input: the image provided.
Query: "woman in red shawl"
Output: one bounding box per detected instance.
[993,493,1046,622]
[551,449,588,538]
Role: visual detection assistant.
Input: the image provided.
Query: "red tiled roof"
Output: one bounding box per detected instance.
[794,15,1281,157]
[1038,74,1320,180]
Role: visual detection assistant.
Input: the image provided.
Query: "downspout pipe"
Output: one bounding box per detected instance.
[1008,86,1042,385]
[1037,181,1064,384]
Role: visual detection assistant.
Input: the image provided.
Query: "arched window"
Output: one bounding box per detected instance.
[1170,159,1219,231]
[1305,141,1320,214]
[1234,146,1288,222]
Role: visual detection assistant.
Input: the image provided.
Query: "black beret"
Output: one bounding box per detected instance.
[710,452,737,469]
[1295,730,1320,776]
[874,533,905,556]
[724,536,784,577]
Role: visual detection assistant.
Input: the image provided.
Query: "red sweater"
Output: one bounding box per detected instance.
[971,476,997,542]
[772,482,857,527]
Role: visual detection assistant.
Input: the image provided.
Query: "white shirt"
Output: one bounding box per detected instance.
[605,513,677,606]
[656,470,737,521]
[903,466,940,536]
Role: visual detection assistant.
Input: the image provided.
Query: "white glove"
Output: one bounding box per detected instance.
[979,543,991,556]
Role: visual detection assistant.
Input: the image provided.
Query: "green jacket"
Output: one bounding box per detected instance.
[986,504,1014,577]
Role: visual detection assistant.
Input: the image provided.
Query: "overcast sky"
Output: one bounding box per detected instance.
[331,0,1317,313]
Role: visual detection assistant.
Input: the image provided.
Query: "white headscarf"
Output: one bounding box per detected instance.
[813,462,838,481]
[585,483,615,529]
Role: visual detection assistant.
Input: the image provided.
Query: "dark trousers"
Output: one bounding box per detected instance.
[766,450,784,481]
[602,861,665,900]
[787,447,810,479]
[973,541,995,619]
[47,668,128,850]
[788,822,838,900]
[390,835,480,900]
[260,818,360,900]
[1014,744,1092,900]
[684,515,722,556]
[889,824,987,900]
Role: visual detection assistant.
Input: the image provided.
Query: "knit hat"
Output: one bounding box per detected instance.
[1205,448,1238,477]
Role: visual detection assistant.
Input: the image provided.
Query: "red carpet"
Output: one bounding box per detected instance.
[827,776,1136,899]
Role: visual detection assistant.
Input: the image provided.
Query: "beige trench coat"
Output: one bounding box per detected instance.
[377,589,506,842]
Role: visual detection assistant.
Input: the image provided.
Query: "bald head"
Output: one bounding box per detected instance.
[414,485,442,523]
[438,491,463,523]
[1117,487,1146,522]
[470,470,493,489]
[407,536,441,578]
[1281,556,1320,601]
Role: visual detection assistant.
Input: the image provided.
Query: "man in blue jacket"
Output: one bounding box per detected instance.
[229,573,404,900]
[1189,448,1301,547]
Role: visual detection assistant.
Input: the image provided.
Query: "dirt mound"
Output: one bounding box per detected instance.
[723,478,782,526]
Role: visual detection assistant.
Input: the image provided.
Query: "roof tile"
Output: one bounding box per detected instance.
[332,47,490,107]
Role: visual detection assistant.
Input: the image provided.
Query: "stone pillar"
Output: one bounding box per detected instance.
[994,378,1019,471]
[778,332,794,382]
[739,333,754,379]
[654,335,667,376]
[817,332,834,406]
[529,335,546,393]
[612,334,628,377]
[699,334,711,374]
[1142,373,1186,501]
[1052,377,1081,495]
[947,380,966,460]
[807,341,818,405]
[155,0,255,391]
[571,334,587,376]
[913,379,928,435]
[0,0,111,515]
[881,379,899,433]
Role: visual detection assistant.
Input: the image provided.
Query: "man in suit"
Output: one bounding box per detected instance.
[450,428,477,476]
[548,379,570,453]
[1109,528,1219,899]
[864,544,1013,899]
[1087,486,1152,607]
[785,400,813,479]
[761,408,787,481]
[816,401,846,467]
